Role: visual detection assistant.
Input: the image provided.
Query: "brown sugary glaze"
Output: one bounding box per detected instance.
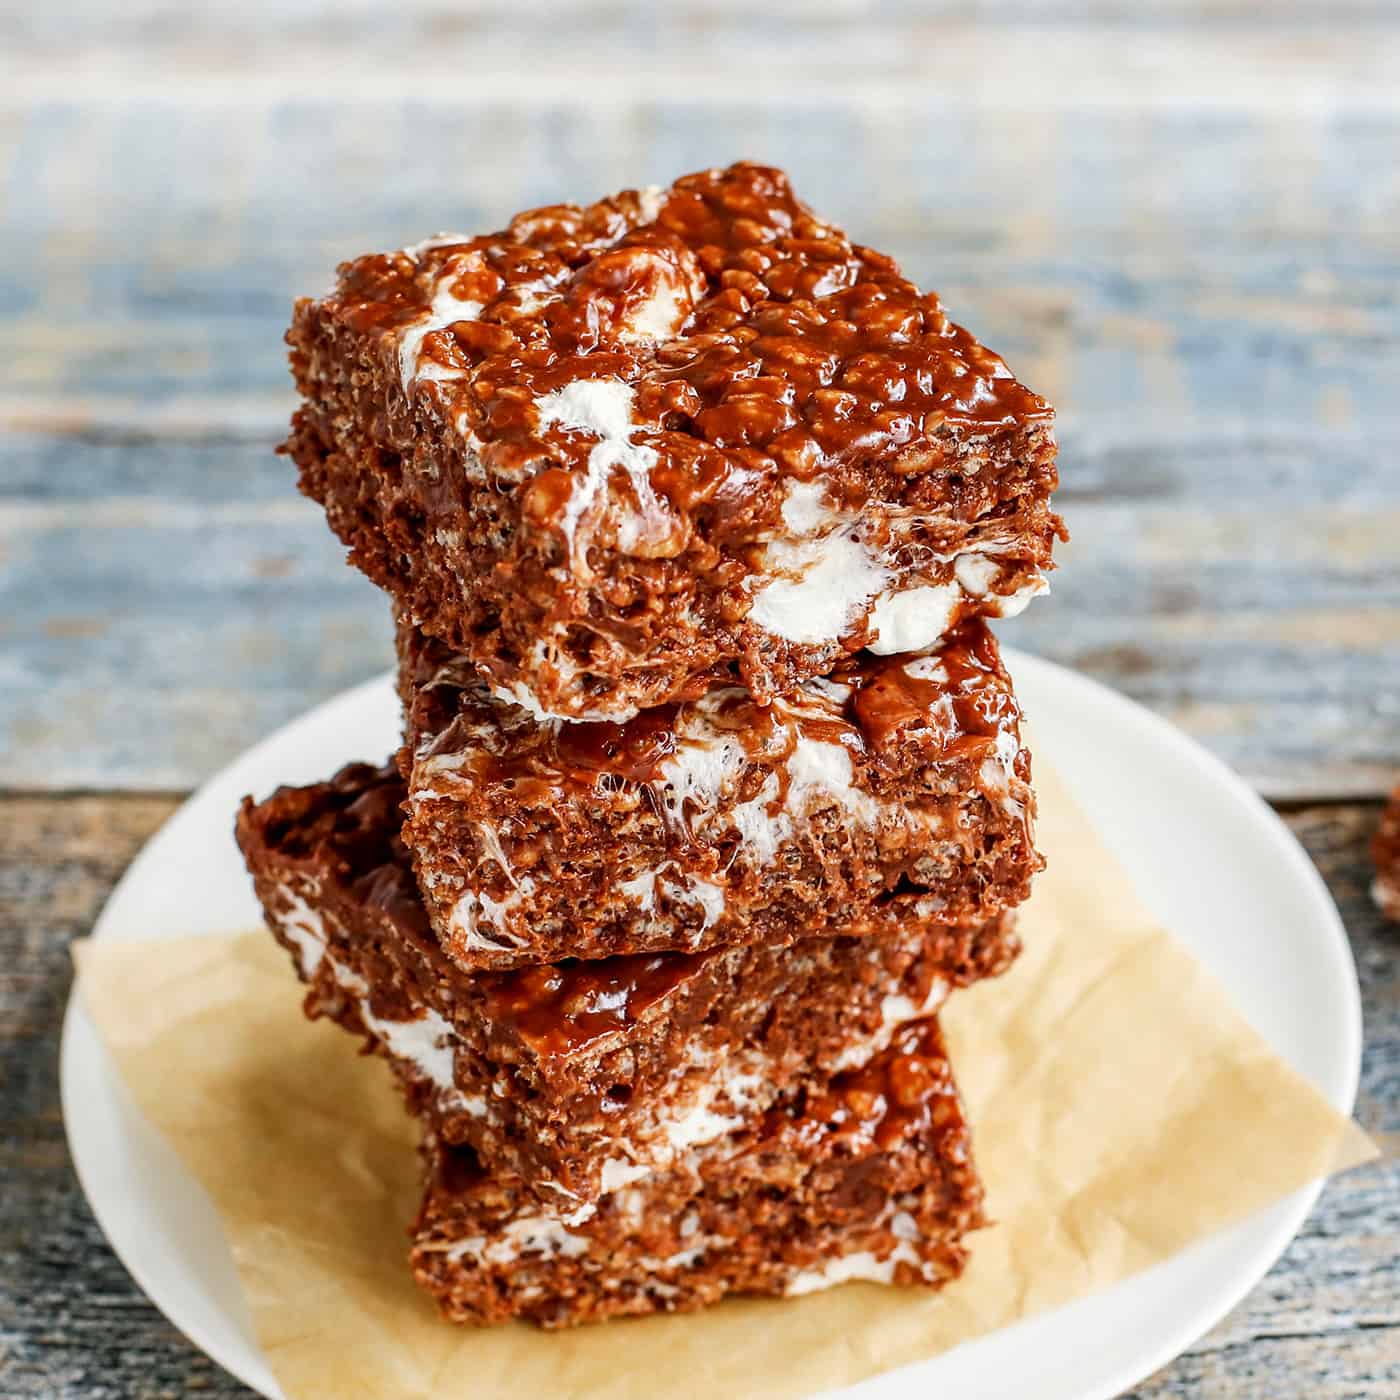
[417,622,1015,786]
[786,1019,961,1155]
[236,760,1019,1207]
[846,631,1019,753]
[482,955,705,1058]
[1373,784,1400,921]
[411,1016,984,1328]
[399,615,1040,972]
[287,161,1063,718]
[330,167,1047,484]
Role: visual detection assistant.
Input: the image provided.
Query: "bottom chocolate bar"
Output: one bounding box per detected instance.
[410,1017,984,1328]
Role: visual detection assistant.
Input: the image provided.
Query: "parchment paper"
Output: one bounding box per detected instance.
[75,763,1376,1400]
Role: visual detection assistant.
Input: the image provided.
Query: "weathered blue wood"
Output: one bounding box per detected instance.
[0,435,390,789]
[2,54,1399,800]
[7,236,1400,435]
[3,8,1398,120]
[1,7,1399,1398]
[4,103,1400,442]
[3,422,1397,796]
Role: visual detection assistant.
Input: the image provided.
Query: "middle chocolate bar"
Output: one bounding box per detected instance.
[236,761,1018,1211]
[398,615,1039,973]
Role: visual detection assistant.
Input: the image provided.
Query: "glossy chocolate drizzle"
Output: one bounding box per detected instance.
[781,1016,961,1154]
[477,952,710,1058]
[551,705,680,782]
[325,163,1052,550]
[248,762,1001,1112]
[469,621,1020,795]
[249,761,714,1057]
[843,623,1020,757]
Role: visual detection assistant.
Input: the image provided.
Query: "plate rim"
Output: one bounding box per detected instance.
[60,650,1362,1400]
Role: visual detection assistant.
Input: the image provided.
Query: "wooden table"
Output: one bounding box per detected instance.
[2,5,1396,1395]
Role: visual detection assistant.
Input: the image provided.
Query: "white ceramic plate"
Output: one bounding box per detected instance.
[61,652,1361,1400]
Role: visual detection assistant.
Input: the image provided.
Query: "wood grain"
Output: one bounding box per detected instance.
[2,9,1399,1387]
[3,6,1400,107]
[2,90,1398,796]
[0,793,1394,1397]
[4,422,1398,797]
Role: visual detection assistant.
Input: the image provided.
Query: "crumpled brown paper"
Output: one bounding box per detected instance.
[75,763,1376,1400]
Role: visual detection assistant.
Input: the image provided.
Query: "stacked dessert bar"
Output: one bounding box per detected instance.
[238,163,1061,1328]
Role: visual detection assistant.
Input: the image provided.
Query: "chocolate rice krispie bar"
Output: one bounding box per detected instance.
[410,1017,984,1327]
[399,616,1038,971]
[235,761,1018,1209]
[286,161,1061,721]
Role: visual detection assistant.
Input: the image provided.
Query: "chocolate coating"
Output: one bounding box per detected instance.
[399,618,1041,973]
[288,162,1063,717]
[329,163,1052,534]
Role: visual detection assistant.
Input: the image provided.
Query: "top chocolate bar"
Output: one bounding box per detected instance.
[286,162,1061,720]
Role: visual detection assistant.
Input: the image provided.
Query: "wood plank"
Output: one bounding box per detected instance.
[2,11,1399,109]
[0,792,251,1398]
[2,427,1397,797]
[7,235,1400,437]
[4,99,1399,433]
[1,101,1398,795]
[1,793,1394,1396]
